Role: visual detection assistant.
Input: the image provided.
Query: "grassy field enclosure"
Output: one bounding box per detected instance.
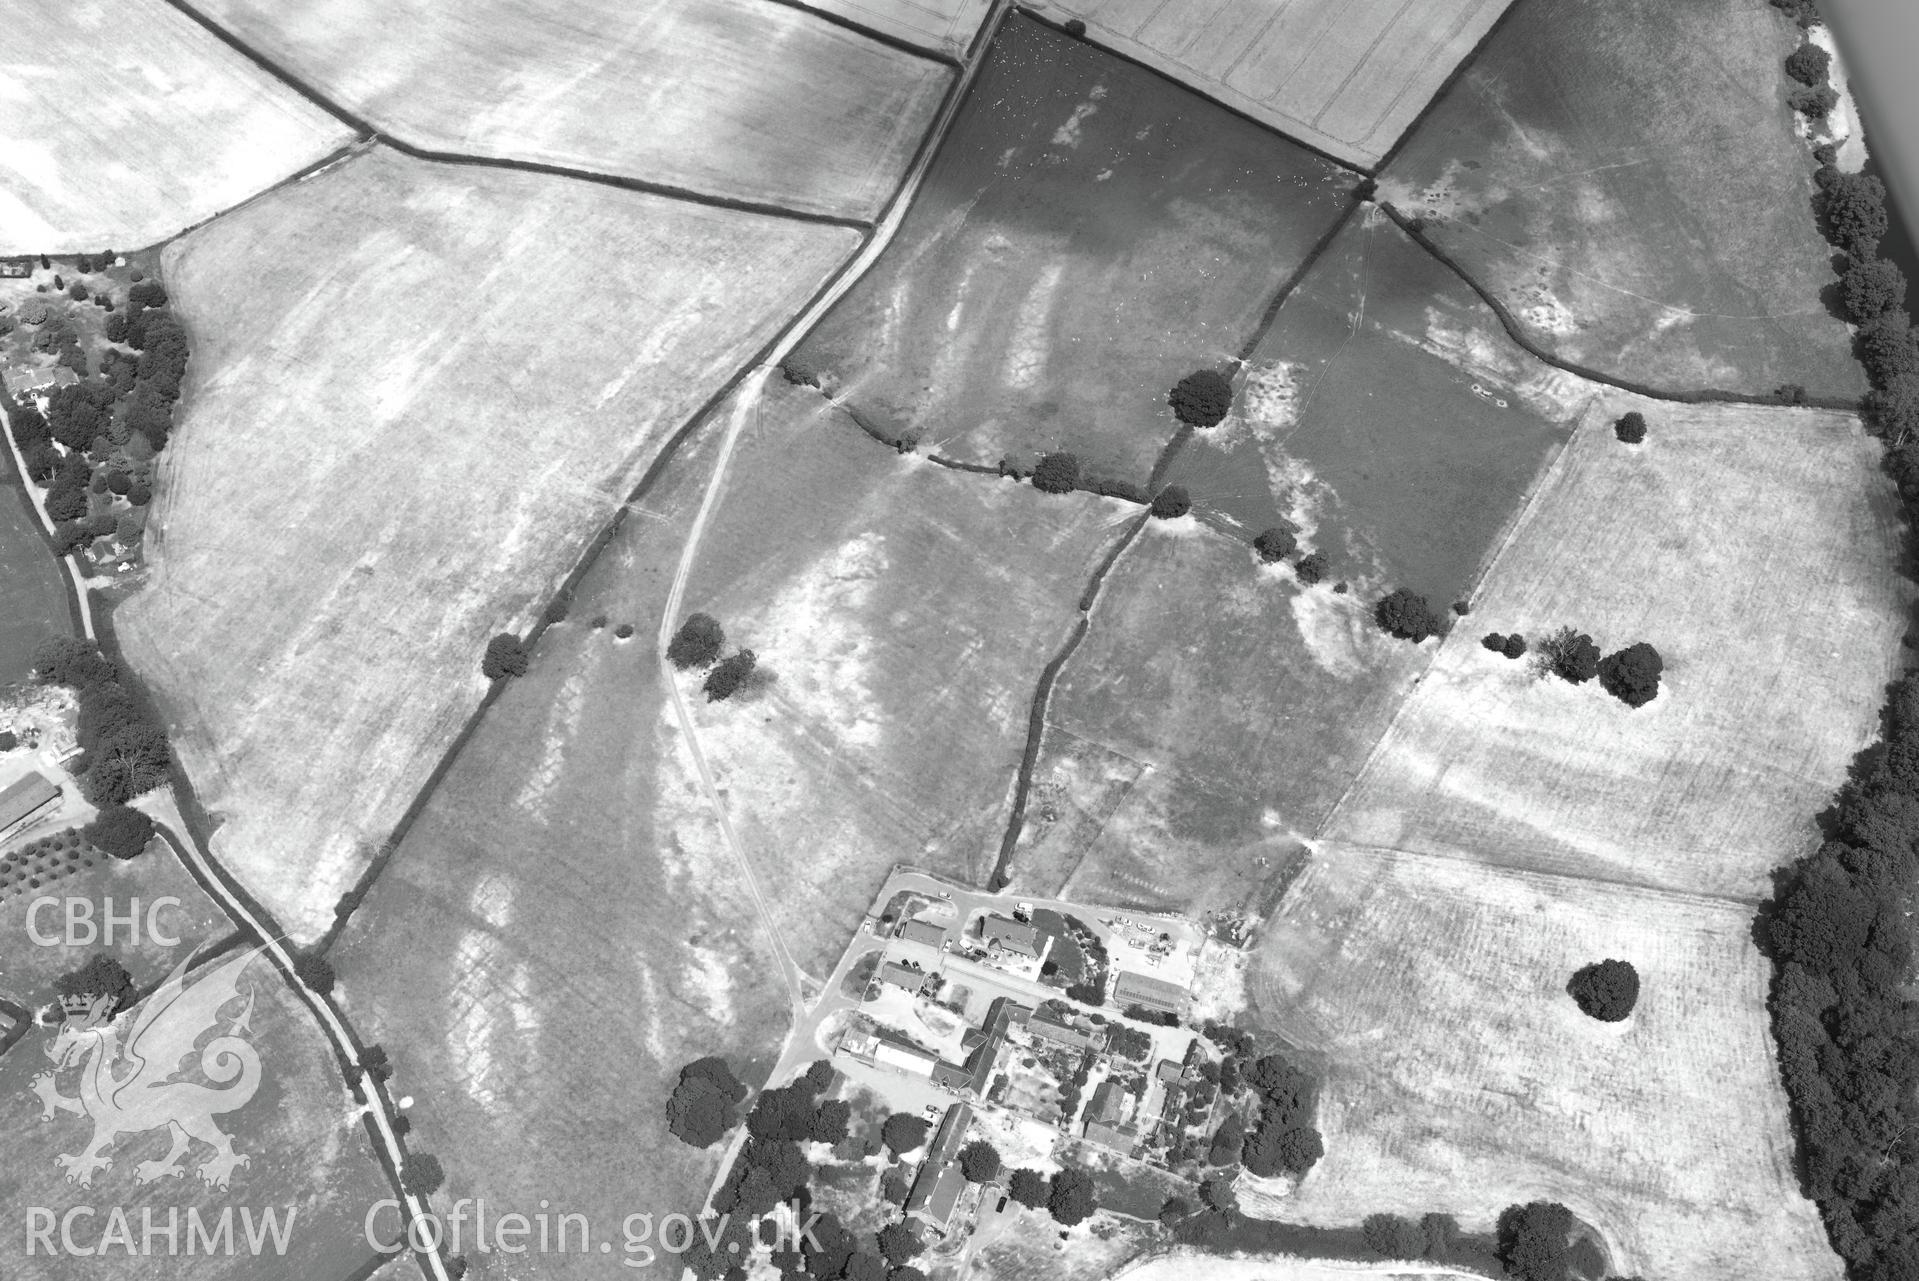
[676,378,1137,970]
[1327,400,1911,902]
[115,146,857,942]
[0,0,354,256]
[0,834,233,1011]
[0,449,70,685]
[1254,845,1836,1281]
[330,420,785,1275]
[1024,0,1516,168]
[190,0,950,220]
[1006,520,1432,915]
[805,0,993,54]
[794,14,1356,485]
[0,959,392,1280]
[1175,209,1585,605]
[1380,0,1863,397]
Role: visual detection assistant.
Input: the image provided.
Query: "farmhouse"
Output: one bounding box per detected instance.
[898,918,947,949]
[1082,1119,1136,1154]
[932,997,1026,1097]
[1114,970,1188,1016]
[905,1161,966,1231]
[1155,1059,1186,1086]
[879,960,929,993]
[0,771,59,838]
[980,914,1041,957]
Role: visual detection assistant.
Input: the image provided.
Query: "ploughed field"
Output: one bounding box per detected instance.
[1253,845,1837,1281]
[793,13,1357,488]
[1326,398,1911,902]
[186,0,952,220]
[1023,0,1516,169]
[0,0,355,255]
[1379,0,1864,398]
[115,146,857,943]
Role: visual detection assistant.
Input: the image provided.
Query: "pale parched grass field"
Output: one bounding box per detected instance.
[1022,0,1516,168]
[187,0,952,220]
[1253,844,1837,1281]
[1327,398,1913,902]
[117,146,857,942]
[0,0,355,254]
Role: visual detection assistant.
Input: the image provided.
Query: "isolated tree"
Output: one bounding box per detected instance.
[1483,632,1508,653]
[481,633,530,680]
[1253,527,1297,563]
[1567,959,1640,1022]
[1597,642,1663,707]
[1502,633,1528,660]
[1786,41,1832,84]
[704,649,758,702]
[1150,485,1192,519]
[1497,1201,1577,1281]
[1063,17,1087,36]
[1048,1167,1097,1225]
[881,1113,931,1155]
[1536,626,1601,684]
[1823,172,1890,257]
[294,951,336,995]
[667,1064,742,1148]
[667,613,726,669]
[1843,259,1908,323]
[1033,451,1081,494]
[994,1166,1043,1209]
[402,1153,445,1197]
[779,357,820,388]
[1294,551,1328,585]
[959,1139,1002,1183]
[1374,588,1442,642]
[85,805,154,860]
[54,954,137,1018]
[1613,411,1647,444]
[1169,369,1234,427]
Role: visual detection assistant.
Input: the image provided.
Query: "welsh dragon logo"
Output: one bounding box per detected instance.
[31,947,265,1190]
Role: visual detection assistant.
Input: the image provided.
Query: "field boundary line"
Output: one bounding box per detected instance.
[1233,195,1367,365]
[1378,202,1863,410]
[1311,406,1590,846]
[153,0,882,232]
[1013,6,1370,178]
[754,0,965,66]
[1320,838,1768,911]
[989,508,1150,890]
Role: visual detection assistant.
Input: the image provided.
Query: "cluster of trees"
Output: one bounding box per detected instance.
[1786,40,1839,119]
[481,633,529,680]
[1169,369,1234,428]
[710,1061,845,1224]
[1215,1050,1323,1180]
[83,804,155,860]
[1374,589,1444,643]
[1534,626,1601,684]
[1532,627,1662,706]
[668,613,726,669]
[1033,451,1080,494]
[1566,959,1640,1022]
[1004,1164,1096,1225]
[1481,631,1529,659]
[54,953,137,1019]
[1495,1201,1632,1281]
[1765,665,1919,1277]
[705,648,759,702]
[34,637,172,805]
[1105,1023,1154,1061]
[666,1056,749,1148]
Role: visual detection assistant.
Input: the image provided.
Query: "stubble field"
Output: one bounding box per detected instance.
[804,0,994,55]
[1023,0,1516,168]
[1327,399,1911,901]
[1169,207,1585,605]
[1006,520,1432,916]
[1380,0,1864,398]
[115,146,858,942]
[189,0,951,220]
[1252,844,1836,1281]
[0,0,356,256]
[671,378,1137,970]
[793,14,1357,487]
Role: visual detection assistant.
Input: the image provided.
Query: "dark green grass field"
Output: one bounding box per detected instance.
[0,962,390,1281]
[1172,210,1581,608]
[0,448,72,685]
[792,13,1357,488]
[1379,0,1864,399]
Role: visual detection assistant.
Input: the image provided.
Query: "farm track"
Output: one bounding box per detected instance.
[153,0,880,232]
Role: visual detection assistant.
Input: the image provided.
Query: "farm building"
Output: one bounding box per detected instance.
[905,1160,966,1230]
[980,914,1041,957]
[1027,1011,1103,1052]
[879,960,929,993]
[898,918,947,949]
[925,1101,974,1169]
[0,770,59,837]
[1155,1059,1185,1085]
[933,997,1026,1097]
[1114,969,1189,1015]
[872,1037,938,1078]
[1082,1119,1137,1154]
